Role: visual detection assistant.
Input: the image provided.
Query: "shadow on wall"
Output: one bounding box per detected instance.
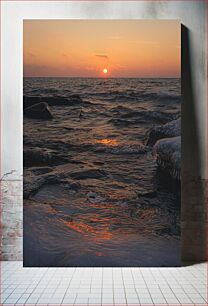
[181,25,207,264]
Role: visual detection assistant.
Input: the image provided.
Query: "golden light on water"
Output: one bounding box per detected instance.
[62,219,97,237]
[62,219,113,241]
[96,139,118,146]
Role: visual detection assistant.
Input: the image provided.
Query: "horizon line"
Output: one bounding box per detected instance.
[23,76,181,79]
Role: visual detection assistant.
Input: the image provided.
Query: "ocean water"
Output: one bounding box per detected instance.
[23,77,181,267]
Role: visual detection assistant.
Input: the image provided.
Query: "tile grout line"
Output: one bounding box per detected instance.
[130,267,141,305]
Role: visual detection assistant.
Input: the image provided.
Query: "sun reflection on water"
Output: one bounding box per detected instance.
[62,218,113,241]
[96,138,118,146]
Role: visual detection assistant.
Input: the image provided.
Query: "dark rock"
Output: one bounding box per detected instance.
[24,102,53,120]
[23,170,79,199]
[146,118,181,146]
[24,94,83,108]
[29,167,53,175]
[24,176,45,199]
[24,147,68,167]
[24,148,52,167]
[153,136,181,181]
[70,169,107,180]
[41,96,75,106]
[23,96,41,109]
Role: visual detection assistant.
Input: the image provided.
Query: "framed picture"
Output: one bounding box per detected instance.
[23,20,181,267]
[23,19,181,267]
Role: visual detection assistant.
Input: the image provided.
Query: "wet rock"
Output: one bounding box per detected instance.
[42,94,83,106]
[24,148,50,167]
[24,102,53,120]
[153,136,181,180]
[146,118,181,146]
[71,169,107,180]
[24,176,45,199]
[29,167,53,175]
[42,96,70,106]
[24,94,83,108]
[23,96,41,109]
[24,147,68,167]
[23,169,79,199]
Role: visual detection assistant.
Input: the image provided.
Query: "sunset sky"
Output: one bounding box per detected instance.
[23,20,180,78]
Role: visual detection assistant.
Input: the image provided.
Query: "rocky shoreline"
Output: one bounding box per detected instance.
[23,78,181,266]
[24,94,181,201]
[146,118,181,181]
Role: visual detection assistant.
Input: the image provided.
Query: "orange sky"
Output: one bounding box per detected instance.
[23,20,180,78]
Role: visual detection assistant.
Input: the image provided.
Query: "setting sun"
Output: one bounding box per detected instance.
[24,20,180,78]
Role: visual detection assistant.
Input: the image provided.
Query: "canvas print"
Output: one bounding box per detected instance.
[23,20,181,267]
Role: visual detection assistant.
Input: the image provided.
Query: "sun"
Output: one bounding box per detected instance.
[103,68,108,74]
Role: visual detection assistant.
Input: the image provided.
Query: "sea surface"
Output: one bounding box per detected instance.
[23,77,181,267]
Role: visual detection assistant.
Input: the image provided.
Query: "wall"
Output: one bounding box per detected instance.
[0,0,207,262]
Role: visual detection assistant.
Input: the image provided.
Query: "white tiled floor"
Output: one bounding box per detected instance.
[0,261,207,305]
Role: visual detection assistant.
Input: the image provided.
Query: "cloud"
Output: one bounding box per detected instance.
[95,54,109,59]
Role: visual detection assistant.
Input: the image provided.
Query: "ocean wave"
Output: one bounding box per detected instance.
[24,80,180,105]
[156,91,180,100]
[106,145,148,154]
[109,110,179,126]
[83,90,180,103]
